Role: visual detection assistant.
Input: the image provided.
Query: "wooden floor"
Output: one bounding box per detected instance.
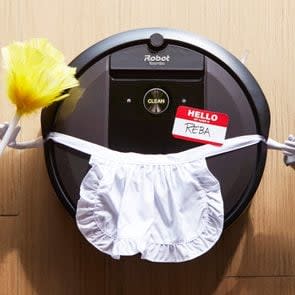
[0,0,295,294]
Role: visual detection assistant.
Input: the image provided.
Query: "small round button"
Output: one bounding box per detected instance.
[149,33,165,50]
[143,88,169,114]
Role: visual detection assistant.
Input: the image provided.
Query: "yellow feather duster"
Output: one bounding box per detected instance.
[0,38,79,155]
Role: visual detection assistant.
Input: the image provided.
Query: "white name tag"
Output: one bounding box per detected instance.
[172,106,229,146]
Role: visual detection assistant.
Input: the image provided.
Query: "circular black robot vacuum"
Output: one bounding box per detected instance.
[41,28,270,228]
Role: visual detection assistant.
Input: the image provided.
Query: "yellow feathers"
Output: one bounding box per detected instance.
[2,38,79,115]
[0,38,80,155]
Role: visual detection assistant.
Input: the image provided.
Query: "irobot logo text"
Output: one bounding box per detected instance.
[144,54,170,65]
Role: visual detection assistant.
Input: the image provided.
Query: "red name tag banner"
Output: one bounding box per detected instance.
[172,106,229,146]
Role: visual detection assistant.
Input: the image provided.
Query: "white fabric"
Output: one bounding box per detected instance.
[47,132,264,263]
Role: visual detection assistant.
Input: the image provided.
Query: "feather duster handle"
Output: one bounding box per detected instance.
[0,112,20,154]
[0,38,79,155]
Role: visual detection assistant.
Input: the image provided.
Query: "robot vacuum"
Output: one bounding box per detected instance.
[41,28,270,228]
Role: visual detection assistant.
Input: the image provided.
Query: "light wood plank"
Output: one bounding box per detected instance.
[216,277,295,295]
[0,217,18,295]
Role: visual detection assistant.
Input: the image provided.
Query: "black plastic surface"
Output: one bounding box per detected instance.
[41,28,270,228]
[149,33,165,50]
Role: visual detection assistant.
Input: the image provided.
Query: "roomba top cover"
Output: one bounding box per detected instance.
[41,28,271,262]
